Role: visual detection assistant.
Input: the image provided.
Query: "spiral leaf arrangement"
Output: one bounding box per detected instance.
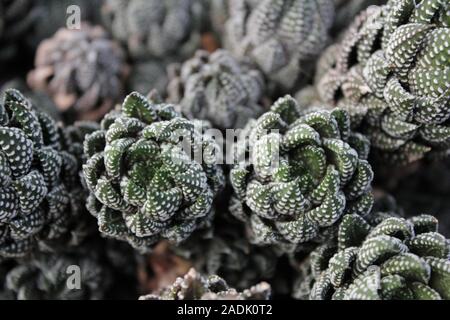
[312,0,450,164]
[300,213,450,300]
[168,49,266,129]
[27,24,128,122]
[102,0,207,60]
[83,91,225,251]
[229,95,374,247]
[1,0,449,301]
[139,268,271,300]
[0,89,97,258]
[224,0,335,91]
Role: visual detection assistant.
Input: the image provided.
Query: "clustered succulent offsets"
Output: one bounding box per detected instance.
[296,213,450,300]
[168,49,266,129]
[0,90,97,258]
[230,96,374,247]
[224,0,335,91]
[311,0,450,164]
[0,0,449,301]
[101,0,210,97]
[82,91,224,251]
[27,24,128,122]
[0,0,103,63]
[102,0,206,61]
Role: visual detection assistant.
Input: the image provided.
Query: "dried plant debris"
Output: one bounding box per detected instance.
[137,241,192,294]
[101,0,207,60]
[224,0,335,92]
[229,95,374,247]
[167,49,266,129]
[83,91,224,252]
[139,268,271,300]
[311,0,450,165]
[27,24,128,122]
[0,89,98,258]
[295,212,450,300]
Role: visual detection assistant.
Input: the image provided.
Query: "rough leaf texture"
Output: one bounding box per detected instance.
[139,268,271,300]
[1,79,62,122]
[0,89,98,258]
[298,212,450,300]
[224,0,335,91]
[82,91,224,252]
[102,0,207,60]
[168,49,266,129]
[27,24,128,122]
[332,0,387,35]
[311,0,450,164]
[229,95,374,247]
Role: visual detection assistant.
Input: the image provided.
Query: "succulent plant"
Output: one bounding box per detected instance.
[332,0,386,35]
[1,79,62,122]
[5,251,110,300]
[27,24,128,122]
[224,0,335,92]
[26,0,103,49]
[139,268,271,300]
[0,0,103,62]
[229,95,374,248]
[128,60,169,97]
[207,0,229,37]
[290,193,400,299]
[175,215,280,290]
[312,0,450,164]
[0,0,36,61]
[0,89,98,258]
[384,159,450,237]
[167,49,266,129]
[101,0,207,60]
[82,91,225,252]
[301,212,450,300]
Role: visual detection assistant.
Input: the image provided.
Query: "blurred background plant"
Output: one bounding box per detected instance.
[1,0,449,301]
